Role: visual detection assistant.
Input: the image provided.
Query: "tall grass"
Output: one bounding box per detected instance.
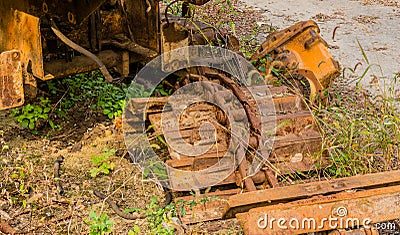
[314,71,399,178]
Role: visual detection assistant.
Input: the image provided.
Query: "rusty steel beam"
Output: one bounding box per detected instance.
[177,198,230,224]
[3,0,107,25]
[239,184,400,234]
[228,170,400,216]
[328,227,379,235]
[0,8,43,80]
[175,171,400,226]
[43,50,121,79]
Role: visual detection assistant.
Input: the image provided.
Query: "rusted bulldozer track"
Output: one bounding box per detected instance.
[126,18,399,234]
[131,65,320,217]
[133,72,400,233]
[1,0,399,233]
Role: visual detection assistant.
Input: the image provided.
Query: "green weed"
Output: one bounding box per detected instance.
[143,161,168,180]
[315,73,399,177]
[316,42,399,177]
[163,0,183,16]
[240,24,262,58]
[71,72,125,117]
[128,225,141,235]
[145,196,176,234]
[10,97,58,131]
[47,71,127,120]
[90,148,116,177]
[86,210,114,235]
[122,196,178,234]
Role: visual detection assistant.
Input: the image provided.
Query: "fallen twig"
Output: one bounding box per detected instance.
[54,156,64,195]
[93,190,146,220]
[332,26,340,41]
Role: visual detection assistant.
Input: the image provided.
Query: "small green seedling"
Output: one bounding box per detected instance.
[86,210,114,235]
[128,225,141,235]
[90,148,115,177]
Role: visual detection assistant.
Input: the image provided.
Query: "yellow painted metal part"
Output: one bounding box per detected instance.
[0,10,44,80]
[0,50,24,110]
[252,20,340,100]
[0,8,43,109]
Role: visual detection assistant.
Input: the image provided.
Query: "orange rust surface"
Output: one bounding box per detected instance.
[239,184,400,234]
[0,8,43,109]
[0,10,43,80]
[175,171,400,226]
[177,199,230,224]
[145,85,323,178]
[0,50,24,110]
[229,170,400,210]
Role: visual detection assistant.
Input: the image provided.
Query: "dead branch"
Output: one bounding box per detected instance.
[54,156,64,195]
[93,190,146,220]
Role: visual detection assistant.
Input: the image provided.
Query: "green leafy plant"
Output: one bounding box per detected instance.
[53,71,128,120]
[11,97,57,130]
[90,148,116,177]
[8,167,33,208]
[154,83,173,96]
[86,210,114,235]
[145,196,176,234]
[99,99,125,119]
[162,0,183,16]
[128,225,141,235]
[143,161,168,180]
[240,23,261,57]
[123,196,191,234]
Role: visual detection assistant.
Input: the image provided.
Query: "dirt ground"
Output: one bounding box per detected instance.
[0,110,166,234]
[0,0,399,234]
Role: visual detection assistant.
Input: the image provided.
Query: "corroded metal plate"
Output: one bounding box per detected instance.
[0,50,24,110]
